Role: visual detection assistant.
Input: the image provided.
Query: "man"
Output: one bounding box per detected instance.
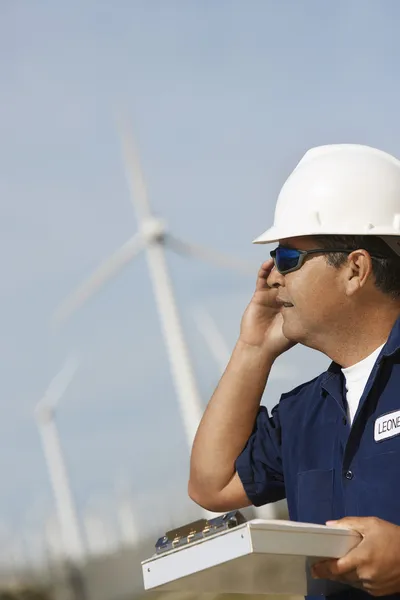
[189,144,400,599]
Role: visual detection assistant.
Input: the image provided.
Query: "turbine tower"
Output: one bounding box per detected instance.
[34,357,85,562]
[53,119,254,450]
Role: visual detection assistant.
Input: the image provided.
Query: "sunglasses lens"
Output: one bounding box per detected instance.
[274,248,301,273]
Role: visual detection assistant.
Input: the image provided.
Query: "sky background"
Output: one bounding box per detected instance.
[1,0,400,554]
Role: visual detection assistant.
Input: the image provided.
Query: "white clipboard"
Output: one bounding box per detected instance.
[142,519,361,596]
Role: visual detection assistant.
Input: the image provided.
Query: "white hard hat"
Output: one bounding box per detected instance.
[254,144,400,257]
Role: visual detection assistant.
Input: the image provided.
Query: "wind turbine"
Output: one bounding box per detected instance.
[52,119,254,451]
[114,471,140,547]
[34,356,85,562]
[192,306,232,375]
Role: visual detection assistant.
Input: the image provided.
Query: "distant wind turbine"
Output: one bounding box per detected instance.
[52,118,254,451]
[34,356,85,562]
[192,306,232,374]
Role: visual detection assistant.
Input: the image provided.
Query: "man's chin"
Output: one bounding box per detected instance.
[282,320,305,344]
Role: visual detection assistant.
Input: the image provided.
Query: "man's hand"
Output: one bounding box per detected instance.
[239,259,296,356]
[312,517,400,596]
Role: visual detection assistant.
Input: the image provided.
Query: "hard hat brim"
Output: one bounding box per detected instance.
[252,226,400,243]
[252,226,313,244]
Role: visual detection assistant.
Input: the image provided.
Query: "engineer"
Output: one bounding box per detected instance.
[189,144,400,598]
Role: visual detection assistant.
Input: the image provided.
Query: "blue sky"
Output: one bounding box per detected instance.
[1,0,400,546]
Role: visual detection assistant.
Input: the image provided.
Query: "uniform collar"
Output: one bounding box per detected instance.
[381,313,400,358]
[321,364,343,410]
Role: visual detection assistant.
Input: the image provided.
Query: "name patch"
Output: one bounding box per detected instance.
[374,410,400,442]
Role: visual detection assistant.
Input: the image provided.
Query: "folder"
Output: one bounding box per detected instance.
[142,512,361,596]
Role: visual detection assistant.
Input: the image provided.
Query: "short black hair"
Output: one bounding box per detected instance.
[312,235,400,299]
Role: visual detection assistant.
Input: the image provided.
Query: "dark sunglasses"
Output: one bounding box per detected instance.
[270,246,386,275]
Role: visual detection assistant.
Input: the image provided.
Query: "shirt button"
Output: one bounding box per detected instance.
[344,470,353,480]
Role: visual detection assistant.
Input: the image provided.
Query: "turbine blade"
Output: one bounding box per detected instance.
[117,116,152,222]
[52,233,144,328]
[36,356,79,415]
[167,235,255,275]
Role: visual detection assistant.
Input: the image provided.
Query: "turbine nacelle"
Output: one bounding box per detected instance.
[140,217,167,244]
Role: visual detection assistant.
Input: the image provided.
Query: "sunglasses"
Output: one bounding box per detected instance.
[270,247,386,275]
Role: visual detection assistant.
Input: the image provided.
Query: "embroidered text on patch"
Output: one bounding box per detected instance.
[374,410,400,442]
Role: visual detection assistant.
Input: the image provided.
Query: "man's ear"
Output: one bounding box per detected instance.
[344,250,374,296]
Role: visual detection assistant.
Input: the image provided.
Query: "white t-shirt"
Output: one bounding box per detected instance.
[342,343,385,424]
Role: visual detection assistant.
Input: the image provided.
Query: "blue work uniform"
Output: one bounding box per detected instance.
[236,316,400,600]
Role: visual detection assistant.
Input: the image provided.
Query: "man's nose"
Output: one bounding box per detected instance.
[267,265,285,288]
